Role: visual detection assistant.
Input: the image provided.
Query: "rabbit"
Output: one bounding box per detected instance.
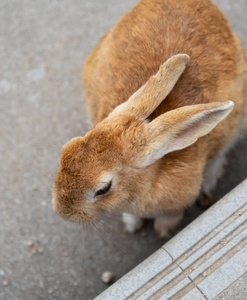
[53,0,247,238]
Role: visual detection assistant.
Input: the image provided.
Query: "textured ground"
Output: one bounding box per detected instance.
[0,0,246,299]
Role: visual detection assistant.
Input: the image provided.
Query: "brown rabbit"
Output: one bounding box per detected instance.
[53,0,247,237]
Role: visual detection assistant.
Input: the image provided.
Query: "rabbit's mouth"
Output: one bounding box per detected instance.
[52,186,99,223]
[67,211,97,223]
[54,206,98,223]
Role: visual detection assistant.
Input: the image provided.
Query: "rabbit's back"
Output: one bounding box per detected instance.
[83,0,247,152]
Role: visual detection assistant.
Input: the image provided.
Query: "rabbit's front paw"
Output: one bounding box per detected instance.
[122,212,143,233]
[154,211,184,239]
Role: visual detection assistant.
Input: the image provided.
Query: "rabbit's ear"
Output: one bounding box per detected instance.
[110,54,189,119]
[132,101,234,168]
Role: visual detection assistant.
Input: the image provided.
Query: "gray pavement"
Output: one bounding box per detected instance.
[0,1,246,299]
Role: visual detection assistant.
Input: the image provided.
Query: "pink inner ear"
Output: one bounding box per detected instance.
[133,102,234,168]
[175,116,209,140]
[174,104,233,142]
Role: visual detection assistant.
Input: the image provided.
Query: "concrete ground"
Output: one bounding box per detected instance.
[0,1,246,299]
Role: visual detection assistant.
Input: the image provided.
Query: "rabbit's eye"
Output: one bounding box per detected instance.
[95,181,112,197]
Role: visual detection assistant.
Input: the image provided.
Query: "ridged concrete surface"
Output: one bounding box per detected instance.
[96,179,247,299]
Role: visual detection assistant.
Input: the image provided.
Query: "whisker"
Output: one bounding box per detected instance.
[93,222,123,257]
[96,218,122,238]
[92,220,126,258]
[79,223,91,282]
[101,211,122,219]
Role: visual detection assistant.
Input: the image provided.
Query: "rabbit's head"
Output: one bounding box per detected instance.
[53,54,233,222]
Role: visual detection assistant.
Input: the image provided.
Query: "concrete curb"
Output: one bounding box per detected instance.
[95,179,247,299]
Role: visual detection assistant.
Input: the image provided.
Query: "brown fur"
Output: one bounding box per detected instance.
[53,0,247,224]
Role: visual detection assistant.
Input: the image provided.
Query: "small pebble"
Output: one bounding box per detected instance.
[32,248,37,255]
[38,247,44,254]
[221,239,227,246]
[237,210,242,216]
[33,185,39,191]
[31,244,44,255]
[3,280,9,286]
[101,271,114,284]
[24,240,34,247]
[203,271,207,277]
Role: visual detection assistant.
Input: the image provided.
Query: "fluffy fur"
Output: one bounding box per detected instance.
[53,0,247,236]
